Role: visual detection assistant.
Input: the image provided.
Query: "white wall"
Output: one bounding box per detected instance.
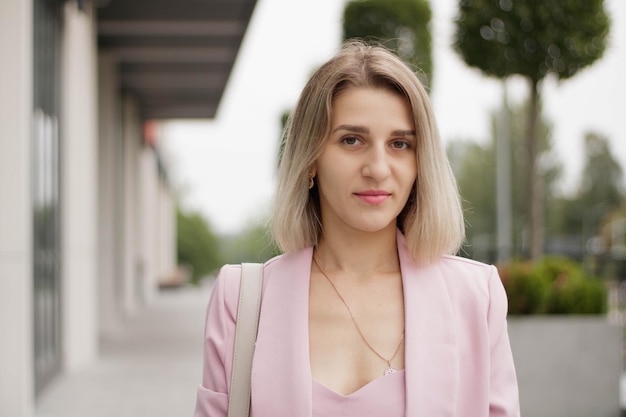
[60,1,99,370]
[0,0,33,415]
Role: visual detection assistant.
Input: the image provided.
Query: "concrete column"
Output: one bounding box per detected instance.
[59,1,98,370]
[0,1,34,415]
[158,179,177,282]
[121,95,142,313]
[97,51,124,335]
[139,146,159,303]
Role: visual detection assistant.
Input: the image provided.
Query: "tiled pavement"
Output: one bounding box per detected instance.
[35,282,213,417]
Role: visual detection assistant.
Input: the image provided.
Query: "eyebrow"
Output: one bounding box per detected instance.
[332,124,416,137]
[332,124,369,134]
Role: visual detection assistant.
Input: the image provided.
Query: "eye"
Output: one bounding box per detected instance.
[391,140,411,150]
[341,136,362,146]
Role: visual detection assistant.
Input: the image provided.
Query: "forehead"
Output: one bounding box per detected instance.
[329,86,414,129]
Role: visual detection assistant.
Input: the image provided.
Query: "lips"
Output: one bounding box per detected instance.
[355,190,391,205]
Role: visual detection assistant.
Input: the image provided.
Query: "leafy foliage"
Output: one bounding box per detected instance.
[549,132,624,256]
[449,140,497,259]
[450,121,625,268]
[498,260,547,314]
[343,0,432,86]
[498,256,607,315]
[578,132,624,209]
[177,206,280,285]
[449,99,561,261]
[453,0,610,83]
[221,220,280,265]
[453,0,610,259]
[176,207,223,285]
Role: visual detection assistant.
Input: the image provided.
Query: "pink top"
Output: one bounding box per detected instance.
[195,231,520,417]
[312,370,406,417]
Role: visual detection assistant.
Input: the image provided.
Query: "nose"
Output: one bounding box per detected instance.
[361,144,391,180]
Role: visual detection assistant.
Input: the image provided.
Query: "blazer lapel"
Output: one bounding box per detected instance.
[250,234,459,417]
[251,248,313,417]
[398,231,458,417]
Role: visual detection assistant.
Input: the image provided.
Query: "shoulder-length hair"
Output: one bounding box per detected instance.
[272,40,465,265]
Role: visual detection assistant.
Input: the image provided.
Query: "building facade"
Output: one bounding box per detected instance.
[0,0,255,415]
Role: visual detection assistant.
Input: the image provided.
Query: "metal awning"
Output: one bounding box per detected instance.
[97,0,258,119]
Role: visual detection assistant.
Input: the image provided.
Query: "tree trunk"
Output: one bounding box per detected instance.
[526,78,544,260]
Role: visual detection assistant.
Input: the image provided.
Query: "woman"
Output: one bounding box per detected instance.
[195,41,520,416]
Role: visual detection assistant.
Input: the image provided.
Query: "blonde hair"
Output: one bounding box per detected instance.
[272,41,465,265]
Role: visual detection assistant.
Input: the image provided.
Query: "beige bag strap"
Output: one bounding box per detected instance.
[228,263,264,417]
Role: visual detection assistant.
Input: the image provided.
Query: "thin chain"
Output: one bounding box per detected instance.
[312,256,404,369]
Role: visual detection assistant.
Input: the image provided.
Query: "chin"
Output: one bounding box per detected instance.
[350,220,397,234]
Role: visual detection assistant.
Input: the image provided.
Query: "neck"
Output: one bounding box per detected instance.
[314,225,400,278]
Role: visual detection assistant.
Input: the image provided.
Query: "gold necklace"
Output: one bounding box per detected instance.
[313,256,404,376]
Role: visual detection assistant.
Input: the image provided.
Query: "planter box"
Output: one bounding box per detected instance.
[508,316,622,417]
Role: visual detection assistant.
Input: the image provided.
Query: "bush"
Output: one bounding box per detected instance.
[176,207,223,285]
[498,256,607,315]
[498,261,548,315]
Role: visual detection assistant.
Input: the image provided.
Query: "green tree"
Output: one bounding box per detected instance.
[450,99,562,261]
[578,132,624,210]
[176,207,223,284]
[577,132,624,260]
[343,0,433,86]
[509,131,624,271]
[448,139,496,260]
[453,0,610,260]
[554,132,625,260]
[221,216,279,265]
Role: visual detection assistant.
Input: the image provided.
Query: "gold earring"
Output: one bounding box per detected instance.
[308,173,315,189]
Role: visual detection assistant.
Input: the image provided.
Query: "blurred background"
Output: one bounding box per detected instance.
[0,0,624,416]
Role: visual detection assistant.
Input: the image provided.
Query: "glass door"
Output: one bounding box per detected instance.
[32,0,62,396]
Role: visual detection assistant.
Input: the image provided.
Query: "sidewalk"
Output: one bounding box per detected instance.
[36,282,213,417]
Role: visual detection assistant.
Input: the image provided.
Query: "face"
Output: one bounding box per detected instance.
[313,86,417,236]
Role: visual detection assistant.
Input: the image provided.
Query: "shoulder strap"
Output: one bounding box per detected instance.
[228,263,264,417]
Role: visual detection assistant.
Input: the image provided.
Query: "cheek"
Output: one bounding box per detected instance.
[318,168,344,194]
[317,156,347,183]
[400,160,418,187]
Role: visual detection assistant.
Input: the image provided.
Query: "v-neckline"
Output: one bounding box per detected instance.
[312,369,406,398]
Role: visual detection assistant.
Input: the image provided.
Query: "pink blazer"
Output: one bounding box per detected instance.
[195,231,520,416]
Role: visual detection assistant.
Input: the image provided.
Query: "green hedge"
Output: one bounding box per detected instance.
[497,257,607,315]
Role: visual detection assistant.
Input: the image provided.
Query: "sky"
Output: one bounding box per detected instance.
[161,0,626,236]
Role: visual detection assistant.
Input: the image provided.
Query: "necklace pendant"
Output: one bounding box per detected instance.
[384,365,398,376]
